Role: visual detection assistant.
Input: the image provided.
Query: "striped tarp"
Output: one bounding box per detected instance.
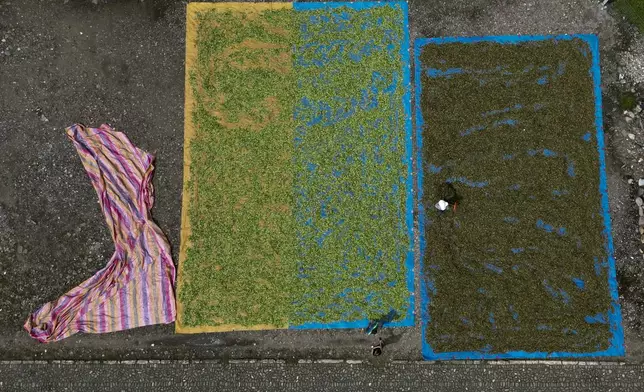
[24,124,176,342]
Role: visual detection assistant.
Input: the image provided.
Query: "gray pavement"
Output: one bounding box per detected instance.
[1,1,644,388]
[1,361,644,392]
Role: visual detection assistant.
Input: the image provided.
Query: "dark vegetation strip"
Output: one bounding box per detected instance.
[419,38,613,354]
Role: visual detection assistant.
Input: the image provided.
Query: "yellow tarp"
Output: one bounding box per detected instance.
[177,2,293,334]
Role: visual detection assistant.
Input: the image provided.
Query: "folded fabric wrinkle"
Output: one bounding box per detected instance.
[24,123,176,343]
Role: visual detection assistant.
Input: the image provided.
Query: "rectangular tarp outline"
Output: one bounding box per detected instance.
[415,34,624,360]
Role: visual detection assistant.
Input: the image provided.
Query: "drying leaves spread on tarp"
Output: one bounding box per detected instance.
[417,36,622,359]
[177,2,413,332]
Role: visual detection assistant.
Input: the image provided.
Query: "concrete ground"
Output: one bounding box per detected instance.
[1,0,644,366]
[3,361,644,391]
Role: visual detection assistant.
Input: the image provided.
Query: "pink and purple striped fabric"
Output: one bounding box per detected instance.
[24,124,176,342]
